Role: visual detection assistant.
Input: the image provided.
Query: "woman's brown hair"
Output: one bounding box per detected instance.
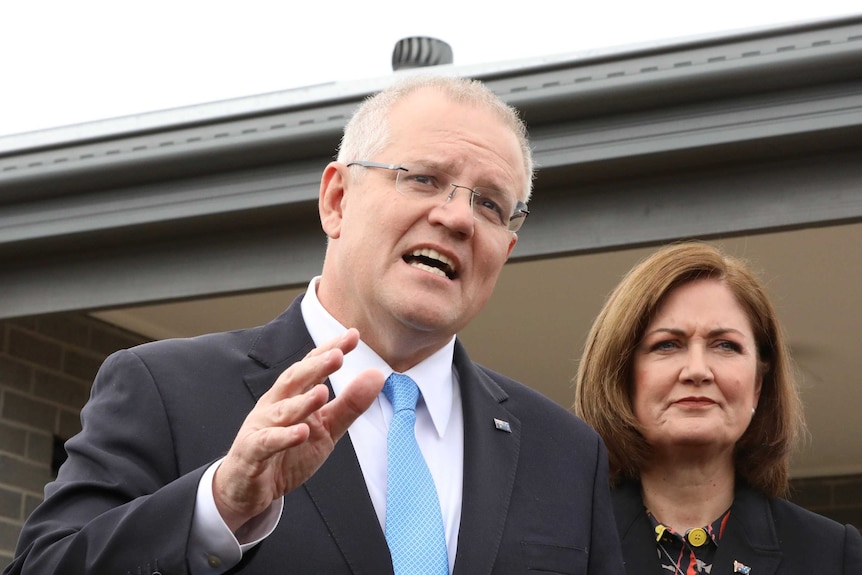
[574,241,805,497]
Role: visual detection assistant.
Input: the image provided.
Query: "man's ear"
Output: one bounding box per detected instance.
[505,233,518,259]
[319,162,347,239]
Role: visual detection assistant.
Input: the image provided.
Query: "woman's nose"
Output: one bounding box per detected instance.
[680,347,713,385]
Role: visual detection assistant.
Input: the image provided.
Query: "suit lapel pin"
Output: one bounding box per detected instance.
[733,560,751,574]
[493,418,511,433]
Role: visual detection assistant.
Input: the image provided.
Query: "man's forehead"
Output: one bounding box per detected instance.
[380,88,529,198]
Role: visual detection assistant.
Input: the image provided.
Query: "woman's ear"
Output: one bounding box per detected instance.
[753,361,766,409]
[319,162,347,239]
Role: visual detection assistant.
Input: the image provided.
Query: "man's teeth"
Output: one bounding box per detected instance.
[408,248,456,278]
[410,261,449,278]
[412,248,454,270]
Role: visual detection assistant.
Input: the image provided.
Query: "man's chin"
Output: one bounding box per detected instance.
[396,307,467,337]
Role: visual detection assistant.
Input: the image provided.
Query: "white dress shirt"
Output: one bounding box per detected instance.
[189,277,464,574]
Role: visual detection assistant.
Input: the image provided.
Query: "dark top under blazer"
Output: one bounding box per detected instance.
[613,480,862,575]
[5,295,625,575]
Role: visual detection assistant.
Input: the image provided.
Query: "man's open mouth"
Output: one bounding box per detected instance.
[403,248,457,280]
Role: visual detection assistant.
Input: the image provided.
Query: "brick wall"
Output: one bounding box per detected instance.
[0,313,147,569]
[790,474,862,530]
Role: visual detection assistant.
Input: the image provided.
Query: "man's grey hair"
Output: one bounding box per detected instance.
[336,74,534,202]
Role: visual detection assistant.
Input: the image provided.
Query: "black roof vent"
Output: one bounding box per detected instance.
[392,37,454,71]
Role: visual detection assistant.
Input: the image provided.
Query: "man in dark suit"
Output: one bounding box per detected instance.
[5,75,624,575]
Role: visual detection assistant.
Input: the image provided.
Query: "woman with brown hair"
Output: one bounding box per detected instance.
[575,241,862,574]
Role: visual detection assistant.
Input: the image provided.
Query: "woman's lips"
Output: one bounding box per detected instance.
[673,397,716,407]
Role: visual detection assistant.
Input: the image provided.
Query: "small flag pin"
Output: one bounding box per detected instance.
[493,418,511,433]
[733,560,751,574]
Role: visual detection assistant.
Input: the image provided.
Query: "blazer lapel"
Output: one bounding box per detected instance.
[613,482,662,575]
[713,486,782,575]
[451,341,521,575]
[305,425,393,575]
[242,295,392,574]
[243,296,314,401]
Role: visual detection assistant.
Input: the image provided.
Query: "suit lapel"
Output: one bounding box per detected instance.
[713,486,782,575]
[451,342,521,575]
[242,295,391,574]
[243,296,313,401]
[305,423,393,575]
[613,482,662,575]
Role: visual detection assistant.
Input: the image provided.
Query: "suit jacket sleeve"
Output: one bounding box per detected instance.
[586,437,623,574]
[841,522,862,572]
[5,349,209,575]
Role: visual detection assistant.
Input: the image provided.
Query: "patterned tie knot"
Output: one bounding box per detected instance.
[384,373,420,414]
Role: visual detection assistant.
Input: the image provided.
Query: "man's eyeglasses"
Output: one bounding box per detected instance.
[346,161,529,232]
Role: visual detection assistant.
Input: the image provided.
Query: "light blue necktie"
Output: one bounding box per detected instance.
[383,373,449,575]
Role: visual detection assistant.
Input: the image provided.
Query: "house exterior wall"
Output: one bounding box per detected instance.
[790,475,862,529]
[0,313,147,568]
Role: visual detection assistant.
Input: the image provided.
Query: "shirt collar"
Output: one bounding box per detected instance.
[300,277,456,438]
[647,508,730,547]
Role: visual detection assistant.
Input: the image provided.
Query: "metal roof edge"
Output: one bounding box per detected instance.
[1,12,860,156]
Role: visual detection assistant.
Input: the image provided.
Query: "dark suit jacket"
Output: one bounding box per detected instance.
[6,296,624,575]
[613,480,862,574]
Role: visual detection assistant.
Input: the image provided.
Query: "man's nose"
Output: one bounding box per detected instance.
[429,185,475,236]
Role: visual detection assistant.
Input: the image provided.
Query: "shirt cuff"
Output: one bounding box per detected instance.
[188,458,284,574]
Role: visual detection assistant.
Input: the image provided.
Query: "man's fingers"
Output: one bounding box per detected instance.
[269,383,329,429]
[252,423,311,457]
[234,383,328,460]
[267,348,341,400]
[266,329,361,401]
[322,368,385,441]
[303,328,360,360]
[216,340,375,528]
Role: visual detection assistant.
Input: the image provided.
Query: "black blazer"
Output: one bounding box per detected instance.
[613,480,862,574]
[6,296,624,575]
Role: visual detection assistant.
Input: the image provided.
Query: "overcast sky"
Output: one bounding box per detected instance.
[2,1,860,138]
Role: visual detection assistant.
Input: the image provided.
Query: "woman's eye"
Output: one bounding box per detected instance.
[716,340,742,352]
[651,340,678,352]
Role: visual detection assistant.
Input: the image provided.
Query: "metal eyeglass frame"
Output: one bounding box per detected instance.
[346,160,529,232]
